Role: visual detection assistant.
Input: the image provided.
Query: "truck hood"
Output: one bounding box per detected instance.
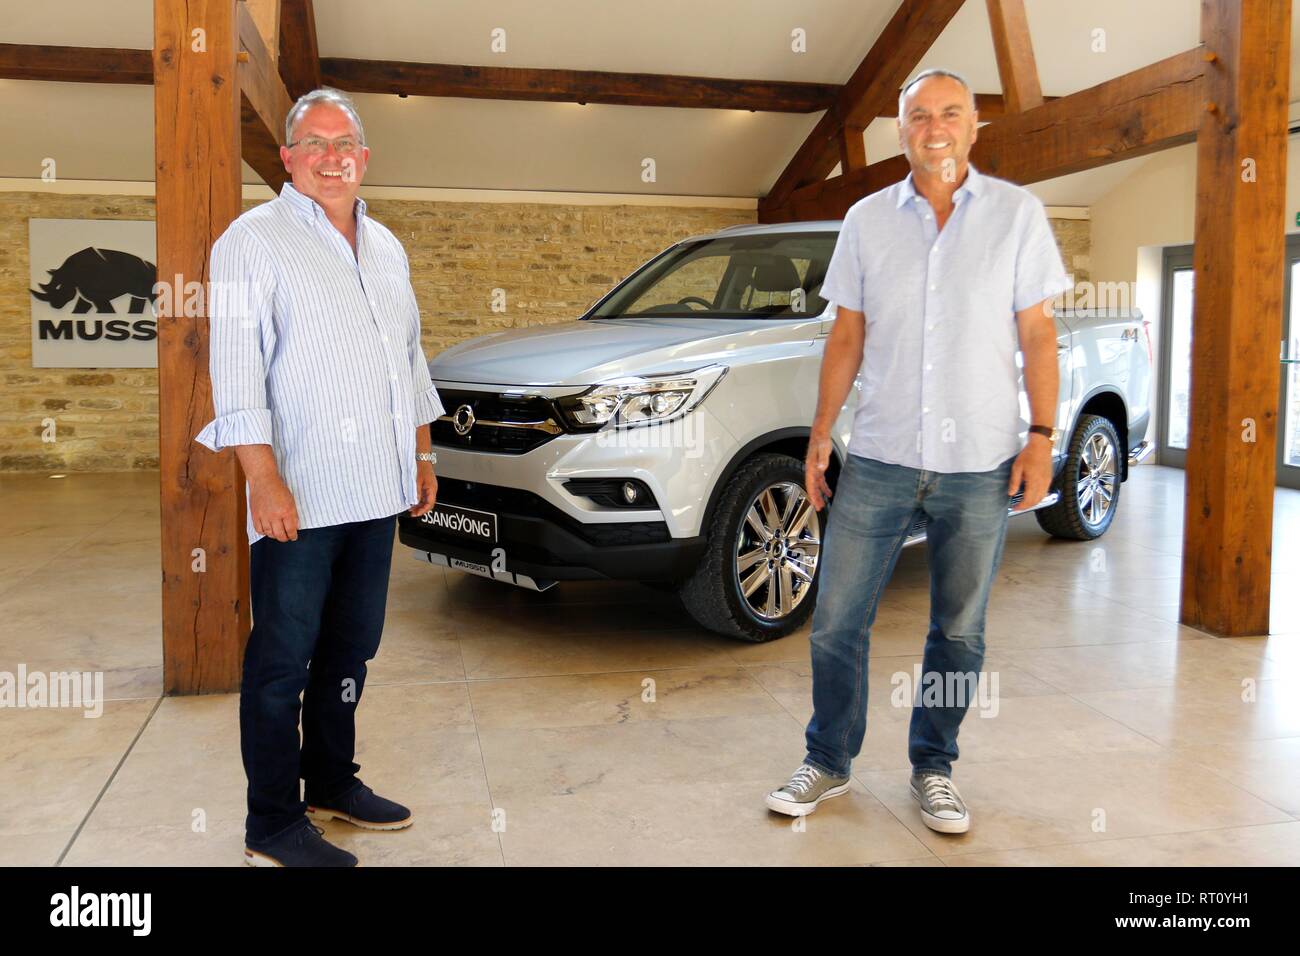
[426,317,822,387]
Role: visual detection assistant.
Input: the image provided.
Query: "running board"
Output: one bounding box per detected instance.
[1128,439,1154,465]
[902,491,1061,547]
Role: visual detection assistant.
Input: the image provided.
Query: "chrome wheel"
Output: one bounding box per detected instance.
[734,481,821,621]
[1076,432,1118,527]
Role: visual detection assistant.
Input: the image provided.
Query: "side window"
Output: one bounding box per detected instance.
[728,255,827,316]
[587,232,838,319]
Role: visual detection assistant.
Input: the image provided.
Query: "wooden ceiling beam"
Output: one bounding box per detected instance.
[0,42,840,113]
[242,0,281,69]
[0,39,830,116]
[0,42,1048,121]
[764,0,968,210]
[760,48,1206,222]
[973,48,1204,181]
[838,125,867,174]
[237,0,293,191]
[0,42,152,83]
[318,57,839,112]
[277,0,320,98]
[985,0,1044,112]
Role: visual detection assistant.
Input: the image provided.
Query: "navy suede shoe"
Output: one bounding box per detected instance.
[307,782,413,831]
[244,820,357,867]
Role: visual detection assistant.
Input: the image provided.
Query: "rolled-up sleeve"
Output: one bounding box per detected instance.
[402,251,445,427]
[1013,198,1073,313]
[194,224,276,452]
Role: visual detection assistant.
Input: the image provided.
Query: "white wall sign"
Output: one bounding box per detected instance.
[29,218,158,369]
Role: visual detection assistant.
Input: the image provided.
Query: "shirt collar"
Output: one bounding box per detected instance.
[895,162,984,208]
[279,181,367,225]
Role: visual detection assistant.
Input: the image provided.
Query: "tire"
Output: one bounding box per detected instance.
[1035,413,1123,540]
[678,453,823,642]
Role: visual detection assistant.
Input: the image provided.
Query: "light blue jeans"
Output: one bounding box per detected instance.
[804,453,1014,779]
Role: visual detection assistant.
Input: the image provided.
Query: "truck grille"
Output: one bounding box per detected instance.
[431,388,565,454]
[436,477,670,547]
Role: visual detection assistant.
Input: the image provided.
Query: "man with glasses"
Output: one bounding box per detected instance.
[196,87,443,866]
[765,69,1070,833]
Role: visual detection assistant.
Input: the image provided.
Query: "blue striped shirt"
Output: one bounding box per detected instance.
[195,182,445,545]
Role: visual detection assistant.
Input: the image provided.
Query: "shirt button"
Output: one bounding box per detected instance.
[929,284,937,291]
[923,407,930,414]
[925,364,933,371]
[390,374,398,382]
[382,335,389,343]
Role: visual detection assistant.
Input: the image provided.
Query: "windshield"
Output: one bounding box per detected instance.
[588,232,838,320]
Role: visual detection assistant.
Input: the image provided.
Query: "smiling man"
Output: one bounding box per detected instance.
[195,87,444,866]
[765,69,1071,833]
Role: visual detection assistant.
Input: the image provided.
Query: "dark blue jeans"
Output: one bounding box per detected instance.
[241,513,398,842]
[804,453,1014,780]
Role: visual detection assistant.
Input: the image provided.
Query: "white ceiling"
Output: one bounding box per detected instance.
[0,0,1294,205]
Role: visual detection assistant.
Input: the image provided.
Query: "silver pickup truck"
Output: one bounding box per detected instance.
[398,221,1153,641]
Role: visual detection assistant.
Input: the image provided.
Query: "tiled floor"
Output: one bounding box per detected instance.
[2,465,1298,866]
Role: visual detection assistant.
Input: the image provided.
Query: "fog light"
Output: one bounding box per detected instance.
[621,481,639,504]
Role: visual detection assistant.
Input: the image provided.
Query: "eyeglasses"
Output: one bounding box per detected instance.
[287,135,361,155]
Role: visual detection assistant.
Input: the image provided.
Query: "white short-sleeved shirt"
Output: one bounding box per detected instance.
[819,164,1071,474]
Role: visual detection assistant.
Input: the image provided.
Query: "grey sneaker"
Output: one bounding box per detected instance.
[765,763,850,816]
[910,771,970,833]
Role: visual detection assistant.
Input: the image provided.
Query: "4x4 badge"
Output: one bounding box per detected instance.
[453,404,476,436]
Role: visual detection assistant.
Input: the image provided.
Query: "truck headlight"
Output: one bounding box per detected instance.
[557,365,727,431]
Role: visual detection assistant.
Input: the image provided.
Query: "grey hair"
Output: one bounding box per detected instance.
[284,87,367,146]
[898,68,977,117]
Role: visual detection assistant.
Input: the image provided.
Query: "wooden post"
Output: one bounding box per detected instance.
[1181,0,1291,636]
[154,0,249,693]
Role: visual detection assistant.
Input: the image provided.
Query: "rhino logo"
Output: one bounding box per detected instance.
[31,247,157,314]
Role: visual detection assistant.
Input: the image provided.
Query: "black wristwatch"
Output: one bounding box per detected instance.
[1028,424,1058,444]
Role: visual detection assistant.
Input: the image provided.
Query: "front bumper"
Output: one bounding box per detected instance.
[396,478,706,583]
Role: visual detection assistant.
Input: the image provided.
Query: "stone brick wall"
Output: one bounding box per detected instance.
[1051,218,1092,287]
[0,191,752,472]
[0,188,1088,472]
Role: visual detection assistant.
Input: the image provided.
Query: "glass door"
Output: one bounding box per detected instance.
[1157,247,1194,469]
[1280,252,1300,484]
[1159,239,1300,489]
